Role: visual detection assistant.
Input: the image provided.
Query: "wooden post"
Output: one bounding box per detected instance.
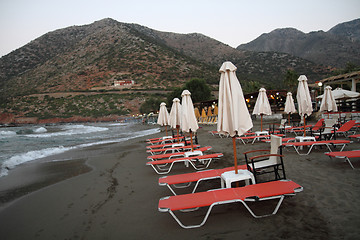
[232,137,238,174]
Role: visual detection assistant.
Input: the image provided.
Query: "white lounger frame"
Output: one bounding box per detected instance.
[284,142,348,155]
[159,185,303,229]
[147,156,221,175]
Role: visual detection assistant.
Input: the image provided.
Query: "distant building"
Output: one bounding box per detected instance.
[114,80,135,87]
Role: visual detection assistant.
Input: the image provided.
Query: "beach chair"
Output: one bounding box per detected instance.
[332,120,356,138]
[147,136,185,145]
[159,166,246,195]
[281,140,350,155]
[158,180,303,228]
[147,143,201,155]
[289,119,324,136]
[147,146,212,161]
[146,153,223,174]
[244,135,286,183]
[262,137,295,143]
[312,119,337,140]
[237,134,284,144]
[325,150,360,169]
[349,134,360,141]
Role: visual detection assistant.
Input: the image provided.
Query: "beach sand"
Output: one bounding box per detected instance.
[0,121,359,239]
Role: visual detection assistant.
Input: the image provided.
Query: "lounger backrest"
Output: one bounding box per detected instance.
[338,120,356,132]
[323,119,337,134]
[313,118,324,130]
[269,135,282,163]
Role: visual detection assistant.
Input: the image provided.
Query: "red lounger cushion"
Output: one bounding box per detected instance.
[159,180,302,211]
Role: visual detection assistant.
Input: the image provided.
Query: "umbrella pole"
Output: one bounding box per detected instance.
[261,114,263,131]
[176,126,180,143]
[288,114,290,126]
[232,137,238,174]
[190,131,194,152]
[303,116,306,137]
[165,125,168,136]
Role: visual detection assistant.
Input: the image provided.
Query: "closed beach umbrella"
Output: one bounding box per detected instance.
[207,108,212,117]
[214,105,218,115]
[181,90,199,151]
[194,107,200,120]
[252,88,272,131]
[217,61,253,174]
[296,75,313,136]
[320,86,338,116]
[157,102,170,135]
[169,98,181,140]
[284,92,296,124]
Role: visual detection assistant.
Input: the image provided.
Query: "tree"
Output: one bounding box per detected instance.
[284,69,298,91]
[139,97,163,114]
[167,78,212,105]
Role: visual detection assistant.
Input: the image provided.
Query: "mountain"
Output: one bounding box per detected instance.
[0,18,337,120]
[0,18,217,99]
[119,23,331,88]
[237,18,360,68]
[328,18,360,42]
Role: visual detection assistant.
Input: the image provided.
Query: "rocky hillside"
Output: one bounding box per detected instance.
[0,18,217,100]
[1,18,333,99]
[237,18,360,68]
[122,23,331,88]
[1,18,349,121]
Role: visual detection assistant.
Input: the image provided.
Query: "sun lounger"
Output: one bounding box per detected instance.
[237,134,284,144]
[146,140,192,150]
[282,140,350,155]
[325,150,360,169]
[158,180,303,228]
[147,144,200,155]
[208,131,229,138]
[147,136,185,145]
[146,153,223,174]
[262,137,295,143]
[349,134,360,141]
[159,166,250,195]
[332,120,356,138]
[147,146,212,161]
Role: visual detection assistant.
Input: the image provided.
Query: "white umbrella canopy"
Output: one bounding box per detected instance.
[169,98,181,129]
[157,102,170,135]
[252,88,272,131]
[181,90,199,150]
[284,92,296,125]
[252,88,272,116]
[317,87,360,100]
[217,61,253,173]
[169,98,181,141]
[217,62,253,137]
[296,75,313,136]
[320,86,338,113]
[284,92,296,114]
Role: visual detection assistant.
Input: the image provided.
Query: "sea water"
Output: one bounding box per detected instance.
[0,122,160,177]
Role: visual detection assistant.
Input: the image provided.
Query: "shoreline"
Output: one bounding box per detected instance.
[0,122,359,239]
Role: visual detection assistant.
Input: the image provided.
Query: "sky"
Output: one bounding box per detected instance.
[0,0,360,57]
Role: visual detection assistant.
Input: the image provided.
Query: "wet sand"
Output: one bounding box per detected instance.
[0,121,359,239]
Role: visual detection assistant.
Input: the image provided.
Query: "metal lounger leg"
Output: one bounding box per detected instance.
[345,157,355,169]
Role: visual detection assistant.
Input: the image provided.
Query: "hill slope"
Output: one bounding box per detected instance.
[0,19,217,99]
[237,18,360,68]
